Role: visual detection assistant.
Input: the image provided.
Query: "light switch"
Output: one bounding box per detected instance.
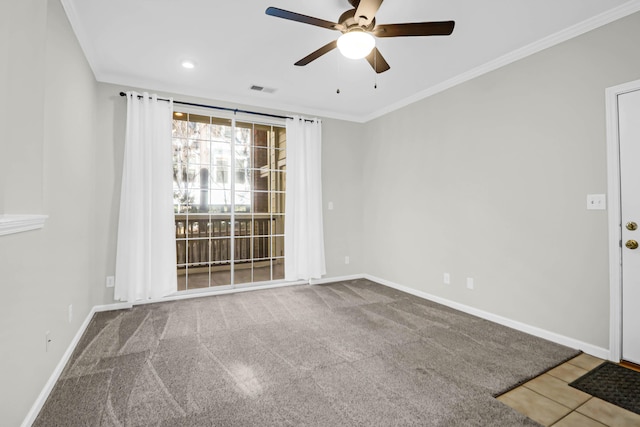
[586,194,606,210]
[328,201,334,210]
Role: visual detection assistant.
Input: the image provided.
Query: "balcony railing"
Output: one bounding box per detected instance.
[175,213,284,289]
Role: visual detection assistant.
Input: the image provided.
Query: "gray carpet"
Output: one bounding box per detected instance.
[34,279,579,426]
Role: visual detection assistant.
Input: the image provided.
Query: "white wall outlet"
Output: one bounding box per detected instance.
[328,201,334,210]
[586,194,606,210]
[466,277,474,290]
[68,304,73,323]
[443,273,450,285]
[344,256,350,265]
[106,276,115,288]
[45,331,51,352]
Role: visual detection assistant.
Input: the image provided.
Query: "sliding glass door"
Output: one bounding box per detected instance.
[172,112,285,291]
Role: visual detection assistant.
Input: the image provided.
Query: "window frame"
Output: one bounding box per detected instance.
[172,106,287,292]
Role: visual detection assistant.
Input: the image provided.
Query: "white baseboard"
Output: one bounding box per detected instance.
[23,272,610,426]
[310,274,366,285]
[363,274,611,360]
[94,302,132,312]
[21,305,98,427]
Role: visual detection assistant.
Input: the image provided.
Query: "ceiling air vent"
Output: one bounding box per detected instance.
[250,85,276,94]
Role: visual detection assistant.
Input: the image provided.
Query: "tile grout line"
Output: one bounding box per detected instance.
[572,397,613,427]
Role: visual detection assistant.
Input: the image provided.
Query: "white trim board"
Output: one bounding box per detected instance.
[22,273,609,426]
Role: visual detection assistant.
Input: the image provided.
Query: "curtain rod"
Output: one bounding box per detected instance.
[118,92,315,122]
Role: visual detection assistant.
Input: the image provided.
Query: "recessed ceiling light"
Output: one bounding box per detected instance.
[181,60,196,69]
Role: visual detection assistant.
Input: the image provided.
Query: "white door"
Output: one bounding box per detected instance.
[619,88,640,365]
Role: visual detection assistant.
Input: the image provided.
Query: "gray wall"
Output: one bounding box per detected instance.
[0,0,98,425]
[361,12,640,349]
[2,0,47,213]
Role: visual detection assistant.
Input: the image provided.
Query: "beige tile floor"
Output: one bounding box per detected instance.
[497,354,640,426]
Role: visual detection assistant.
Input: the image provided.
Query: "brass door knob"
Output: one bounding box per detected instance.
[626,240,639,250]
[627,222,638,231]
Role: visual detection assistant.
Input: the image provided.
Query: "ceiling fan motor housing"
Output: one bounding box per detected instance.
[339,9,376,33]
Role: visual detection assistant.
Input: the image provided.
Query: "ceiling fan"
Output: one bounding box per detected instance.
[265,0,455,74]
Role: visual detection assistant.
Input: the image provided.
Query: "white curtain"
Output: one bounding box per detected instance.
[285,116,326,281]
[114,92,177,302]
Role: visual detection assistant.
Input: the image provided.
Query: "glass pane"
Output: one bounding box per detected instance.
[211,117,232,128]
[186,269,210,289]
[173,116,188,137]
[273,259,285,281]
[210,218,231,237]
[191,182,212,213]
[252,235,269,259]
[235,237,251,261]
[272,170,286,191]
[186,240,207,265]
[273,215,285,235]
[273,236,284,258]
[275,147,286,164]
[211,237,231,262]
[233,262,252,285]
[253,126,270,148]
[275,193,285,214]
[175,216,187,236]
[252,147,269,170]
[210,167,230,190]
[253,217,270,236]
[186,217,208,237]
[253,260,271,283]
[177,270,187,291]
[274,126,286,147]
[253,192,269,214]
[209,190,231,213]
[234,191,251,212]
[235,218,252,236]
[235,167,250,191]
[234,123,251,146]
[252,166,269,191]
[211,265,231,287]
[186,114,211,140]
[185,139,205,162]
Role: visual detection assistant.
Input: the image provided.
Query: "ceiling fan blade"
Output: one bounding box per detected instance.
[295,40,338,66]
[266,7,341,31]
[373,21,455,37]
[365,47,390,74]
[355,0,384,26]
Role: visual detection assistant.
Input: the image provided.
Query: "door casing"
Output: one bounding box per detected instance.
[606,78,640,362]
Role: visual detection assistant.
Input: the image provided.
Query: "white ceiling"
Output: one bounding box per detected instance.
[62,0,640,122]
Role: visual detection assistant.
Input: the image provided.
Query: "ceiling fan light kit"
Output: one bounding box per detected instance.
[337,30,376,59]
[266,0,454,74]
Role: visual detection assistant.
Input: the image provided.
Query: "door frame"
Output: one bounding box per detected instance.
[606,78,640,362]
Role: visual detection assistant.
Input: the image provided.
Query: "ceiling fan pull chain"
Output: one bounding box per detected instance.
[374,51,378,89]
